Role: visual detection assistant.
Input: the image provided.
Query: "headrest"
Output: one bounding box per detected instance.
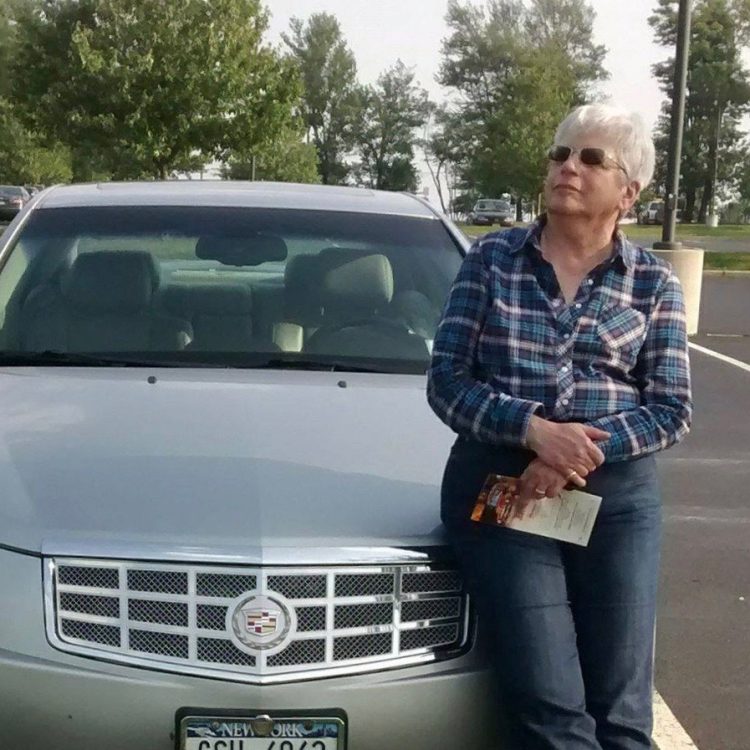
[322,254,394,314]
[284,255,324,325]
[318,247,376,265]
[62,251,158,313]
[161,283,253,317]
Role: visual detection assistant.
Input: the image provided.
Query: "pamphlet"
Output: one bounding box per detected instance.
[470,473,602,547]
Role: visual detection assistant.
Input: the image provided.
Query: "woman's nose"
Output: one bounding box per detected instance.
[559,154,580,174]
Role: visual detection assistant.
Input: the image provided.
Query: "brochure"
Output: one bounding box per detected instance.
[470,473,602,547]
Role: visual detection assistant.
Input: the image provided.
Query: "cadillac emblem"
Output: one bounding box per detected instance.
[228,592,295,654]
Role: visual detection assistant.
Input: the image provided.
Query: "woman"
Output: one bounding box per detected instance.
[427,104,692,750]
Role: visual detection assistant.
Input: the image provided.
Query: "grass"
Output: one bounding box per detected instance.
[458,221,750,240]
[456,223,750,271]
[624,223,750,239]
[702,252,750,271]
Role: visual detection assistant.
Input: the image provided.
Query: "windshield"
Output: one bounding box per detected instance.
[0,186,25,198]
[0,205,463,373]
[475,200,510,212]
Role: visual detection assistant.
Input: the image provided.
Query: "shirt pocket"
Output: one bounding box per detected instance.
[596,304,648,370]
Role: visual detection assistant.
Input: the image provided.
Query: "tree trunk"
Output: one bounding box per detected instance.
[425,158,446,213]
[698,176,711,224]
[701,111,721,223]
[684,187,696,223]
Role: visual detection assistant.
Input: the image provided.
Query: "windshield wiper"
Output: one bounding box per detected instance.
[241,357,391,373]
[0,351,207,368]
[230,356,422,374]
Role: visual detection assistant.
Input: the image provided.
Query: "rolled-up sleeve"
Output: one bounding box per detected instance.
[587,272,692,462]
[426,241,544,445]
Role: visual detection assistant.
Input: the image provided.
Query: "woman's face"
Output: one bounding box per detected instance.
[543,132,639,223]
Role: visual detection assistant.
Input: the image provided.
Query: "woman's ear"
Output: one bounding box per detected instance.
[620,181,641,211]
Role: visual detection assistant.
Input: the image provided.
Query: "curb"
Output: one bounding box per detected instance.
[703,269,750,276]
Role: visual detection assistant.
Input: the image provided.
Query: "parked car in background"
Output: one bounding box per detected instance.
[637,199,685,225]
[0,185,31,220]
[469,198,514,226]
[0,181,502,749]
[638,200,664,225]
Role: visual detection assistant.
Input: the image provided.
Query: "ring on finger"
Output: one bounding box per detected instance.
[566,469,581,481]
[533,488,546,496]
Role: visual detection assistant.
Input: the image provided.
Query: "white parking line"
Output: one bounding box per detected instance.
[689,341,750,373]
[654,690,700,749]
[650,338,747,749]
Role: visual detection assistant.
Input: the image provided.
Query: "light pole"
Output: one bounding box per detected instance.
[654,0,692,250]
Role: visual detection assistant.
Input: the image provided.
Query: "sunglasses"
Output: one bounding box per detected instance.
[547,145,628,177]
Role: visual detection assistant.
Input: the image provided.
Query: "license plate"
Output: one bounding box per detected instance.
[177,709,346,750]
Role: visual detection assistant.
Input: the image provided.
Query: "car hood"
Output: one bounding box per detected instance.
[0,368,456,562]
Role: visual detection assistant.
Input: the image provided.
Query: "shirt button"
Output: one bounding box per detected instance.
[575,303,582,309]
[587,279,594,285]
[563,333,570,340]
[561,365,569,373]
[562,399,570,406]
[552,299,561,307]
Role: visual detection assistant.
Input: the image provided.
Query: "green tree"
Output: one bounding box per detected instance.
[354,61,430,192]
[0,1,73,185]
[223,124,320,183]
[283,12,360,185]
[0,100,73,184]
[422,105,465,215]
[0,0,16,100]
[523,0,607,95]
[11,0,302,179]
[438,0,608,215]
[475,47,578,211]
[727,153,750,222]
[650,0,750,221]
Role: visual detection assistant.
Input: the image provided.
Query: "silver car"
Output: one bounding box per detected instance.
[470,199,514,227]
[0,182,502,749]
[0,184,31,221]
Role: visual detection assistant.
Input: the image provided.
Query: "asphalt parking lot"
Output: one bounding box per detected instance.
[655,273,750,750]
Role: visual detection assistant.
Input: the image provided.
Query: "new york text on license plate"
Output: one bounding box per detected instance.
[180,713,344,750]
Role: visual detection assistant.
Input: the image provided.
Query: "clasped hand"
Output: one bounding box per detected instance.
[515,417,610,514]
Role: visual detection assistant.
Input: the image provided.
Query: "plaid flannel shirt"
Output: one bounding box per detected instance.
[427,220,692,463]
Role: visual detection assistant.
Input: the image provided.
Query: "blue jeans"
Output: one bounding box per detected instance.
[441,438,662,750]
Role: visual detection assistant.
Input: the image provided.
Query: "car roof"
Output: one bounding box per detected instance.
[35,181,438,219]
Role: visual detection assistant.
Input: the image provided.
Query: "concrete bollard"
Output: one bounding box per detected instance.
[650,248,705,336]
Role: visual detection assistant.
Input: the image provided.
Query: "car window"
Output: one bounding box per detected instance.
[0,206,464,372]
[475,200,510,212]
[0,186,24,198]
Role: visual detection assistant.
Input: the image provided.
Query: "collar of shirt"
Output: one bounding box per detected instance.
[506,216,636,272]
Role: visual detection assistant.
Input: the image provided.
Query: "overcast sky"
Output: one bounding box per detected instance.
[265,0,668,130]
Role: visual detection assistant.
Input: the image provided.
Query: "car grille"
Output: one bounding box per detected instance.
[45,558,469,683]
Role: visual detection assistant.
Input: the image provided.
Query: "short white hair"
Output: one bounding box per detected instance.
[554,103,656,190]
